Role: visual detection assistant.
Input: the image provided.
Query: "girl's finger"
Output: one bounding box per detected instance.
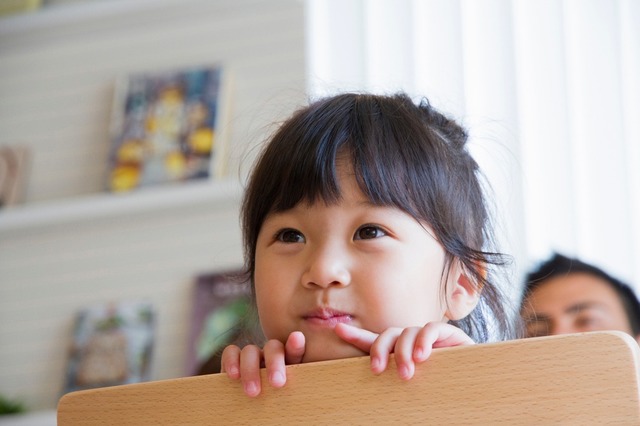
[334,323,378,352]
[368,327,403,375]
[414,322,475,363]
[263,339,287,388]
[335,324,388,374]
[239,345,263,397]
[284,331,306,365]
[393,327,421,380]
[220,344,241,379]
[431,325,475,348]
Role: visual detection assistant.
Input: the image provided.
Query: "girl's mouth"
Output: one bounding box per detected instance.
[303,308,353,328]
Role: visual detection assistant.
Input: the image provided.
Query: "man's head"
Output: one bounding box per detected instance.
[520,253,640,342]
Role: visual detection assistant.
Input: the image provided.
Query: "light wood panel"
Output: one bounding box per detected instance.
[58,331,640,425]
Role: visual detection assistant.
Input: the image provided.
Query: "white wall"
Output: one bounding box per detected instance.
[0,0,306,411]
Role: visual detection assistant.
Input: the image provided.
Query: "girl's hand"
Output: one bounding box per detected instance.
[220,331,305,397]
[334,322,474,380]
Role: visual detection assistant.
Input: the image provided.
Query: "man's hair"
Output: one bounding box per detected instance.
[522,252,640,335]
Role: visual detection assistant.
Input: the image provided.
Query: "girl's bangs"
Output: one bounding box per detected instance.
[267,93,423,218]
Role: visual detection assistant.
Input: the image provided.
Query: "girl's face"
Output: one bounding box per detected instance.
[254,163,460,362]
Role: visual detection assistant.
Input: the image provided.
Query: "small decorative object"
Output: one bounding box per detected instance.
[107,65,231,192]
[63,301,155,393]
[186,270,263,375]
[0,145,30,209]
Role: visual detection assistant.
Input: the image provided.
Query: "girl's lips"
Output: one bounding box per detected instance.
[303,309,353,328]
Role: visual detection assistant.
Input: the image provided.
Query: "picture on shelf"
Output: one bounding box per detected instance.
[107,64,231,192]
[186,270,263,376]
[63,300,155,394]
[0,144,30,209]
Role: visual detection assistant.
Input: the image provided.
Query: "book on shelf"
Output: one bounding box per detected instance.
[107,64,233,193]
[186,270,263,376]
[63,300,155,394]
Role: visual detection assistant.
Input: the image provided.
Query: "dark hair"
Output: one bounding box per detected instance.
[241,92,514,342]
[521,252,640,335]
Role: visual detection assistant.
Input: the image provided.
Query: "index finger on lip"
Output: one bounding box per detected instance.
[333,323,378,352]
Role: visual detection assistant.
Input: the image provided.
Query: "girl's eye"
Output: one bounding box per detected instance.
[355,225,386,240]
[276,229,305,243]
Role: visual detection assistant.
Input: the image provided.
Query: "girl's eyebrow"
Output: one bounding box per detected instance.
[357,200,381,207]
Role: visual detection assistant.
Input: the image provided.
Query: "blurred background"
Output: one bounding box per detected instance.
[0,0,638,418]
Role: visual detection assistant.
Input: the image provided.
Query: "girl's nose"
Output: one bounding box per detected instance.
[301,244,351,289]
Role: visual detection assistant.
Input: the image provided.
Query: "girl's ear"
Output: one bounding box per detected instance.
[444,263,482,321]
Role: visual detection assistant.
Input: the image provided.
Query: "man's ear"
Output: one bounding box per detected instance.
[444,263,482,321]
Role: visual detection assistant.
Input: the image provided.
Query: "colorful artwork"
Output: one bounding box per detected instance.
[63,301,155,393]
[107,65,228,192]
[186,271,263,376]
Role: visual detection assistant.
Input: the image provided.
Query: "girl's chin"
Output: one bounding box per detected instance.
[301,338,367,363]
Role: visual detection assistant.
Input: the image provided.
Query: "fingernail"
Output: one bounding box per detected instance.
[228,366,239,377]
[244,381,259,397]
[371,357,381,373]
[270,371,285,387]
[399,364,413,380]
[414,347,424,361]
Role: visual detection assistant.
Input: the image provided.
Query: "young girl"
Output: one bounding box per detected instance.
[222,92,514,397]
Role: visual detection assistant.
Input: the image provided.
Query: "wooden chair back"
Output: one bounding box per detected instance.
[58,331,640,424]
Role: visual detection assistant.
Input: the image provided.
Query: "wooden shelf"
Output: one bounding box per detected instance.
[0,179,243,232]
[0,0,169,35]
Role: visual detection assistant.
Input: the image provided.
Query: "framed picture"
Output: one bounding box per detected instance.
[186,270,263,376]
[63,301,155,394]
[107,64,232,192]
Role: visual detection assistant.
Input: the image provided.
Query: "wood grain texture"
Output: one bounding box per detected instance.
[57,331,640,425]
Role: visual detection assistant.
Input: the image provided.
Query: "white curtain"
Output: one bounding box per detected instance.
[305,0,640,296]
